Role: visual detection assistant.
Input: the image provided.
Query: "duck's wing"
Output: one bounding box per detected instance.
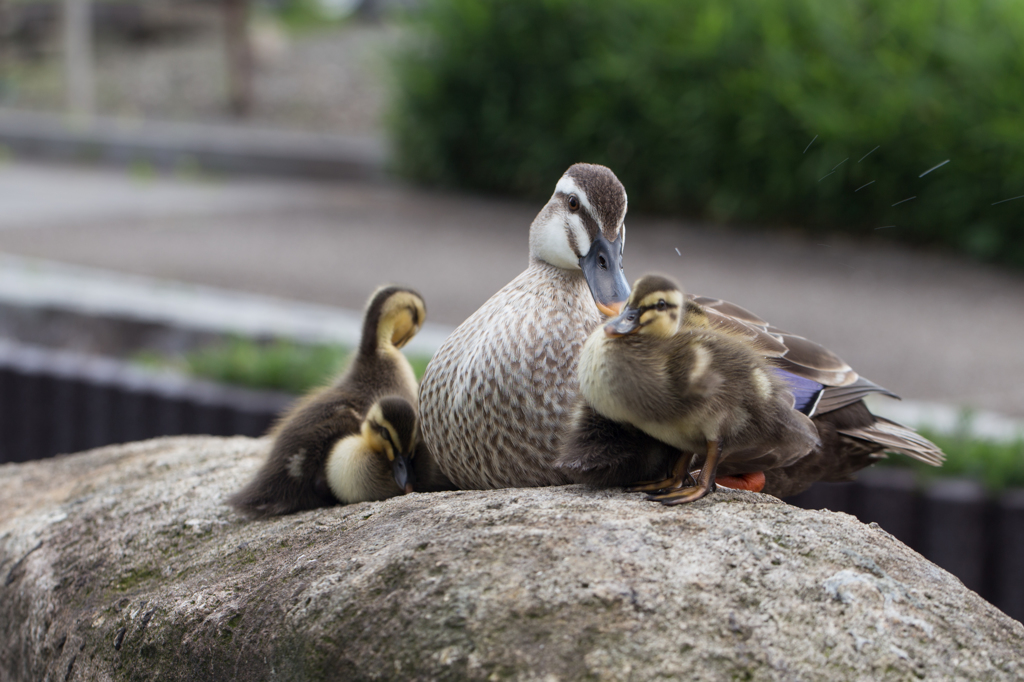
[690,295,900,414]
[688,294,943,470]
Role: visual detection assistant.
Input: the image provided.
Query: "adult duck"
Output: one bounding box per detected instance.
[418,163,631,489]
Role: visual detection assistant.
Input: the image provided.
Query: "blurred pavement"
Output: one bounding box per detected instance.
[1,159,1023,421]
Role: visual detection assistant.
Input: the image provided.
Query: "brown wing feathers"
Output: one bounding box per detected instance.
[692,293,945,476]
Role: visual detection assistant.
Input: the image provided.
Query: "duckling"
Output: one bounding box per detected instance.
[418,163,632,490]
[566,274,821,505]
[228,285,451,517]
[559,282,945,499]
[325,396,419,504]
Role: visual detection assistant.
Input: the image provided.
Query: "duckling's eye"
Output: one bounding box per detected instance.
[379,427,392,443]
[656,299,667,311]
[568,195,580,211]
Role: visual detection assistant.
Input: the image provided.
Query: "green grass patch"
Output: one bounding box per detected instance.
[136,337,432,395]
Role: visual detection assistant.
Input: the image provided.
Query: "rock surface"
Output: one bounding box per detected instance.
[1,436,1022,682]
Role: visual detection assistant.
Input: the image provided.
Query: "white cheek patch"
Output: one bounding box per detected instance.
[533,207,589,270]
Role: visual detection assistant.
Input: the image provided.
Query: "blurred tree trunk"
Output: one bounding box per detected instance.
[63,0,96,116]
[0,0,8,100]
[223,0,253,117]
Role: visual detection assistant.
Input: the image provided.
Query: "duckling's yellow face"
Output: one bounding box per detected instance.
[604,276,684,338]
[636,290,685,337]
[377,291,427,349]
[362,404,403,462]
[361,399,419,493]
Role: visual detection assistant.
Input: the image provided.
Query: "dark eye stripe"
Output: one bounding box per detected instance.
[565,225,580,257]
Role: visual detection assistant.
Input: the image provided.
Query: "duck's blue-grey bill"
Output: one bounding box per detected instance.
[580,232,630,317]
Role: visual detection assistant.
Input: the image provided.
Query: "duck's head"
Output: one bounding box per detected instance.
[605,274,684,339]
[362,396,419,493]
[529,163,631,316]
[360,286,427,355]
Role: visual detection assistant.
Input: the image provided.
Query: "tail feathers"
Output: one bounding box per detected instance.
[837,416,945,466]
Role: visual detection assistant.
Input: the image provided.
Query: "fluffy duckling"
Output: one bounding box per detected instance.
[228,286,451,517]
[418,163,632,490]
[566,274,820,505]
[325,396,419,504]
[560,283,945,499]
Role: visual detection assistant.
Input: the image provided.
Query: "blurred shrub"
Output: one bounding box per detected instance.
[880,427,1024,492]
[390,0,1024,267]
[183,338,347,394]
[138,337,432,394]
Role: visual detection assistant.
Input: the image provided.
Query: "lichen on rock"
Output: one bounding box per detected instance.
[1,436,1022,681]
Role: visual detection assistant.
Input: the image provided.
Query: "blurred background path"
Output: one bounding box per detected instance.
[1,158,1023,422]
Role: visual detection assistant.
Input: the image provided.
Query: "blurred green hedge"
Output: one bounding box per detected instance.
[390,0,1024,267]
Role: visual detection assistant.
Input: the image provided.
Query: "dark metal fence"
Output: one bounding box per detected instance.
[0,339,292,464]
[1,339,1020,623]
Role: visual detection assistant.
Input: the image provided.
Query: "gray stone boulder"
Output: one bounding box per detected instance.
[1,436,1021,681]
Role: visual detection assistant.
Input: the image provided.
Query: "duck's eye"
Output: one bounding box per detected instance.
[379,427,392,443]
[568,195,580,211]
[656,300,667,311]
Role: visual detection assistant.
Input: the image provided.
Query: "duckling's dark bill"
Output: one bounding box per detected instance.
[393,454,414,494]
[580,232,630,317]
[604,307,641,337]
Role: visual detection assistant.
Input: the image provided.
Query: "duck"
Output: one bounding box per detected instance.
[324,395,420,504]
[228,285,451,517]
[418,163,632,489]
[557,277,946,500]
[562,274,821,505]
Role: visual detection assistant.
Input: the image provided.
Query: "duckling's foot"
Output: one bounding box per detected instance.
[648,483,715,506]
[648,439,722,507]
[627,452,694,492]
